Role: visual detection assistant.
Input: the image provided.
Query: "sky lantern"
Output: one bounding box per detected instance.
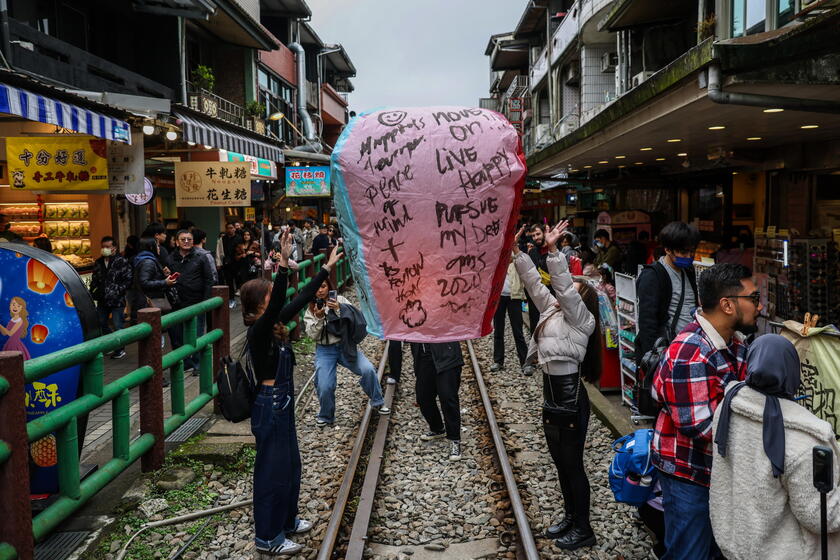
[27,258,59,294]
[30,324,49,344]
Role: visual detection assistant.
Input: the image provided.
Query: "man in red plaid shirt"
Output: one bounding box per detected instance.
[652,263,761,560]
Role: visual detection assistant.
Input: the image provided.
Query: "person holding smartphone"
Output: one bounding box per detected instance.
[304,278,389,426]
[167,229,214,374]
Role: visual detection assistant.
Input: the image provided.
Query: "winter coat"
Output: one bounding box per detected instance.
[167,247,214,306]
[505,262,525,300]
[710,382,840,560]
[514,249,595,367]
[90,254,132,308]
[194,247,218,284]
[132,252,167,309]
[305,295,350,346]
[325,301,368,364]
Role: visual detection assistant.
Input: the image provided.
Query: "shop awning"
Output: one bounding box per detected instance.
[174,108,284,163]
[0,82,132,143]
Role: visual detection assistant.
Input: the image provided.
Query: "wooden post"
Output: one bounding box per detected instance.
[137,308,164,472]
[0,351,34,560]
[211,286,231,369]
[211,286,230,416]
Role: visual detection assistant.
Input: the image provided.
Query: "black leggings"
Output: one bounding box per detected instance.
[542,373,592,530]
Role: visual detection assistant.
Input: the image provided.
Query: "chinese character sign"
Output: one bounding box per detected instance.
[175,161,251,207]
[331,107,526,342]
[286,166,331,197]
[108,131,145,195]
[6,136,109,191]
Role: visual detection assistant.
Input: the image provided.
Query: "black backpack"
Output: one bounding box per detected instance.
[216,345,257,423]
[634,267,688,417]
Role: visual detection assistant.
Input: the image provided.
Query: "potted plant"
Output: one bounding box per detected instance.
[697,14,717,41]
[188,65,219,118]
[245,100,266,133]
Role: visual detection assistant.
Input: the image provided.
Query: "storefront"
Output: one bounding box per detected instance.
[0,78,133,282]
[281,150,333,225]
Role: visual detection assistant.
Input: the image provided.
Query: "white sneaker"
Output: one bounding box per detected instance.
[449,440,462,461]
[376,405,391,415]
[292,518,313,534]
[256,538,302,556]
[386,376,398,385]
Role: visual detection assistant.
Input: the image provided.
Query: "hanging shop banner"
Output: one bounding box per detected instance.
[781,321,840,438]
[0,244,99,495]
[219,149,277,179]
[244,207,256,222]
[285,166,331,197]
[174,161,251,207]
[331,106,526,342]
[6,136,108,191]
[108,131,145,195]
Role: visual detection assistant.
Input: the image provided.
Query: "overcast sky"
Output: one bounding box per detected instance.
[305,0,526,114]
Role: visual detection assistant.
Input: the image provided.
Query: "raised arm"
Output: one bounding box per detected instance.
[277,248,342,324]
[513,251,556,315]
[546,250,594,335]
[251,269,289,341]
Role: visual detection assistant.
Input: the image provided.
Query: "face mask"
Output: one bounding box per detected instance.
[595,241,604,249]
[101,248,113,257]
[674,256,693,269]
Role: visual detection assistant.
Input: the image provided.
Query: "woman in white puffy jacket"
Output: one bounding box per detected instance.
[513,221,601,551]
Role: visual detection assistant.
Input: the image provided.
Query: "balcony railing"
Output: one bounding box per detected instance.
[186,82,245,128]
[8,18,172,99]
[530,48,549,88]
[479,98,499,111]
[504,75,530,100]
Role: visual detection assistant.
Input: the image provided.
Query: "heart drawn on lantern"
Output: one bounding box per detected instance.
[332,106,526,343]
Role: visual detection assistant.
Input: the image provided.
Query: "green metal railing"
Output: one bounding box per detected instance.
[0,290,229,560]
[0,251,352,559]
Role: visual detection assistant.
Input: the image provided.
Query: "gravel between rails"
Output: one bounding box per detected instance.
[362,341,517,559]
[473,328,656,560]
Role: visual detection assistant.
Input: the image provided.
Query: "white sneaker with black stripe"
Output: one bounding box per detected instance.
[256,538,302,556]
[292,518,313,534]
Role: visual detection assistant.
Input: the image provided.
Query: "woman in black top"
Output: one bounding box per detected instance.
[239,232,340,556]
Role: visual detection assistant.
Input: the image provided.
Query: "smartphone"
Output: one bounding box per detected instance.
[168,272,180,280]
[328,290,337,302]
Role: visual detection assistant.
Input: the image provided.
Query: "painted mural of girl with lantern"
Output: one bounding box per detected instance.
[1,296,31,360]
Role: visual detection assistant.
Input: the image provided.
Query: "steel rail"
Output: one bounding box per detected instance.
[344,342,397,559]
[316,341,390,560]
[466,339,540,560]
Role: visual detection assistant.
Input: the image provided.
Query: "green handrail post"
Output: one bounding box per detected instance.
[82,353,104,398]
[112,390,130,461]
[56,417,80,500]
[137,307,165,472]
[170,361,185,417]
[199,345,213,396]
[0,351,33,560]
[184,315,197,361]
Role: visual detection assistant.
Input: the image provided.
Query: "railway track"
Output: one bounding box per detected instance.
[315,340,538,560]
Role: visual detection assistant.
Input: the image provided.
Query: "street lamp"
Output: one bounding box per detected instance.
[269,112,320,152]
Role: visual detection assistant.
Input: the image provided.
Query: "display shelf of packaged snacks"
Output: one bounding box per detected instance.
[43,202,93,269]
[0,202,42,239]
[614,272,638,408]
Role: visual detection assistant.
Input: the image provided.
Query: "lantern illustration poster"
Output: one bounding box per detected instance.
[0,245,99,495]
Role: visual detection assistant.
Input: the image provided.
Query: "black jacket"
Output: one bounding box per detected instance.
[91,254,133,308]
[326,302,368,364]
[167,248,214,305]
[410,342,464,373]
[311,233,334,253]
[635,261,699,364]
[133,252,167,309]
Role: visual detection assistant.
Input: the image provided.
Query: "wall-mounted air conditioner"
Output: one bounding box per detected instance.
[601,52,618,73]
[631,71,655,88]
[565,65,580,86]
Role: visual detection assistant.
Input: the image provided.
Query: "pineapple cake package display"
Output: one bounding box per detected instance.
[331,107,526,342]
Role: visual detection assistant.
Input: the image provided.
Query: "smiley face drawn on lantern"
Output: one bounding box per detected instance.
[377,110,407,127]
[180,171,202,193]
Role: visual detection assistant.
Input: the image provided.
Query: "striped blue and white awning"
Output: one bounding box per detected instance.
[175,109,283,162]
[0,82,132,144]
